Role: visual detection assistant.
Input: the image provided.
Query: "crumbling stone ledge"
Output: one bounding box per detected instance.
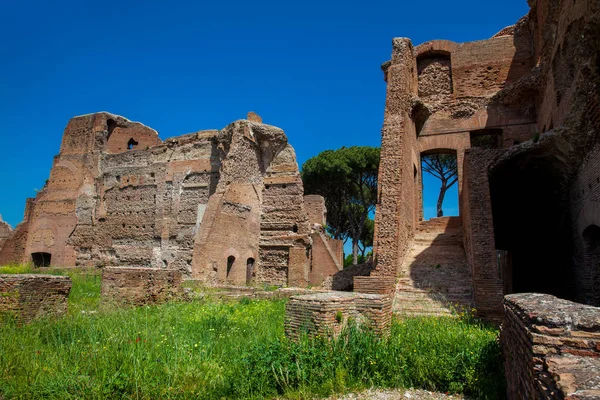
[501,293,600,400]
[285,292,393,339]
[0,274,72,322]
[101,267,183,306]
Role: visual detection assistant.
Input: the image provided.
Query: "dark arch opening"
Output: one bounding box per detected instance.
[32,252,51,268]
[582,225,600,305]
[107,119,117,140]
[292,224,298,233]
[127,138,139,150]
[227,256,235,278]
[246,258,255,285]
[489,151,575,300]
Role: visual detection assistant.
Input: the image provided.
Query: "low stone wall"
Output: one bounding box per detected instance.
[101,267,183,305]
[502,293,600,400]
[285,292,393,339]
[353,276,396,295]
[0,274,72,322]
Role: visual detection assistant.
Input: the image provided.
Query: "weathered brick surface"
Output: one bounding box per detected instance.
[0,112,341,288]
[374,0,600,322]
[354,276,396,295]
[0,216,11,250]
[502,294,600,399]
[285,292,393,339]
[101,267,183,305]
[0,274,71,322]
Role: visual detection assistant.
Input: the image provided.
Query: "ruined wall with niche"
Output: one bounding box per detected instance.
[373,0,600,320]
[373,15,535,284]
[0,112,333,288]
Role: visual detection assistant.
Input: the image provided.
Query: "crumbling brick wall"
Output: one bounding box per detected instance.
[502,293,600,399]
[0,217,11,251]
[101,267,183,305]
[285,292,392,339]
[0,112,327,288]
[0,274,71,322]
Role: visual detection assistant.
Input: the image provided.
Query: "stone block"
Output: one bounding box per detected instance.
[101,267,183,305]
[285,291,392,339]
[0,274,71,322]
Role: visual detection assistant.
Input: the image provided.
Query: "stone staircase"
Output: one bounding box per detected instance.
[393,217,474,317]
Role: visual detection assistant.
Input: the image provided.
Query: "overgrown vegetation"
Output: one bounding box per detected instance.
[0,267,504,399]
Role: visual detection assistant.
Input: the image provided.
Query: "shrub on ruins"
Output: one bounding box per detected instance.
[302,146,380,265]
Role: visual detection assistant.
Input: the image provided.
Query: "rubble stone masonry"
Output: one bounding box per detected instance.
[0,274,71,322]
[0,113,340,288]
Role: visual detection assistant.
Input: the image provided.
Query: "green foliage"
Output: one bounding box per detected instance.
[344,252,372,268]
[302,146,380,264]
[0,267,504,399]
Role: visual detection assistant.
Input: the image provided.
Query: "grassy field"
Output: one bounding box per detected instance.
[0,266,505,399]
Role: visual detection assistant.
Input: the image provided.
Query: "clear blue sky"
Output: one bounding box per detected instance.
[0,0,529,228]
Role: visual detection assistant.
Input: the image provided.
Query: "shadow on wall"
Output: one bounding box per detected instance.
[330,262,374,291]
[489,142,577,302]
[403,217,474,312]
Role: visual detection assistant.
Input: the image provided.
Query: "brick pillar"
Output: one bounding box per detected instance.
[463,149,504,321]
[371,38,419,278]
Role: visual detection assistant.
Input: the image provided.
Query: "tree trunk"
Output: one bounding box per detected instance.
[437,181,448,218]
[352,237,359,265]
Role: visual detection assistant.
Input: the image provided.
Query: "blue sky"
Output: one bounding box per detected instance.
[0,0,529,228]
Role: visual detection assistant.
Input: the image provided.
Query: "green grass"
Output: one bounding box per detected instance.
[0,267,505,399]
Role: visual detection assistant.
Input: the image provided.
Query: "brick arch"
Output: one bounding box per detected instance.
[418,134,470,154]
[415,40,458,58]
[577,202,600,236]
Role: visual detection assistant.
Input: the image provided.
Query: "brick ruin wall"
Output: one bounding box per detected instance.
[372,0,600,318]
[0,217,11,251]
[285,292,393,339]
[0,113,340,288]
[101,267,183,305]
[0,274,72,322]
[502,293,600,399]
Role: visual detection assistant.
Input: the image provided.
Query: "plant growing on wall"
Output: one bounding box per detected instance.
[421,153,458,218]
[301,146,379,265]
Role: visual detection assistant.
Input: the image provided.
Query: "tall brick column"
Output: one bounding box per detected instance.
[371,38,419,278]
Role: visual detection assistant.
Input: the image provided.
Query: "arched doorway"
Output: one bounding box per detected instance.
[246,258,255,285]
[32,252,52,268]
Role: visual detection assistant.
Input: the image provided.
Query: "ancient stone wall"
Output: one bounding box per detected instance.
[0,274,71,322]
[0,112,335,288]
[502,293,600,399]
[285,292,393,339]
[304,195,327,226]
[101,267,183,305]
[374,0,600,320]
